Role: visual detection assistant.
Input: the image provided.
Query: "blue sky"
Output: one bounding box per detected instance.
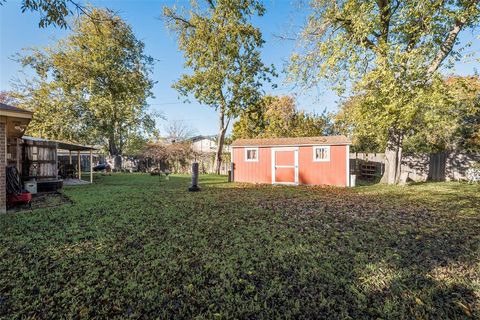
[1,0,479,136]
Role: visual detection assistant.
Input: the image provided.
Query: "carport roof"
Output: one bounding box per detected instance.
[231,135,351,147]
[0,103,33,114]
[23,136,99,151]
[0,103,33,119]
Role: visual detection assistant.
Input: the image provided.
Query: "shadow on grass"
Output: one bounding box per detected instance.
[1,174,478,318]
[197,178,480,318]
[355,176,382,186]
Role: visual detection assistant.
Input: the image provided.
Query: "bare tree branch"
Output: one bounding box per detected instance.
[164,9,196,28]
[164,120,197,142]
[206,0,216,10]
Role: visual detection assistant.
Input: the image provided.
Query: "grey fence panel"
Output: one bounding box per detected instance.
[350,151,479,182]
[428,152,446,181]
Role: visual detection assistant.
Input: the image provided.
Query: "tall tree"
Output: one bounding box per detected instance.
[335,76,480,153]
[232,95,275,139]
[163,0,274,174]
[333,95,384,153]
[14,8,155,168]
[290,0,480,184]
[404,76,480,152]
[232,95,333,139]
[1,0,100,29]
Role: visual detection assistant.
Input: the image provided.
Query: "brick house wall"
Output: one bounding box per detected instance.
[0,119,6,213]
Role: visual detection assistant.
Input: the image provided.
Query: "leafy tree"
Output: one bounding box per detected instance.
[232,95,333,139]
[14,9,155,168]
[232,95,275,139]
[334,96,384,153]
[122,134,154,157]
[0,91,17,105]
[142,141,196,173]
[404,76,480,152]
[294,110,336,138]
[1,0,103,29]
[163,0,274,174]
[336,76,480,153]
[263,96,301,138]
[290,0,480,184]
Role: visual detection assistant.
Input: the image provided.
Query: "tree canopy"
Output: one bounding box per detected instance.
[14,8,155,166]
[0,0,102,28]
[0,91,17,105]
[290,0,480,183]
[232,95,334,140]
[404,76,480,153]
[142,140,196,173]
[336,76,480,153]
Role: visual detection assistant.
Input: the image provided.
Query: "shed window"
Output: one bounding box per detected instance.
[245,148,258,161]
[313,146,330,162]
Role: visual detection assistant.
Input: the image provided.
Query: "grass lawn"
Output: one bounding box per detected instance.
[1,174,479,319]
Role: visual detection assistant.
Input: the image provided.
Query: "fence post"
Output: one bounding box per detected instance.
[77,151,81,180]
[228,162,234,182]
[89,149,93,183]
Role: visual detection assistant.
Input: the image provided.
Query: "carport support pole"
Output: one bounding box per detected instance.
[77,150,81,180]
[89,150,93,183]
[188,162,200,192]
[69,150,72,164]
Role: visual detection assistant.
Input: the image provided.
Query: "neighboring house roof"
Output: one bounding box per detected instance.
[231,135,351,147]
[190,135,216,142]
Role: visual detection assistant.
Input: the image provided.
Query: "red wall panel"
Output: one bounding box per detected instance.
[233,147,271,183]
[298,145,347,186]
[232,145,348,186]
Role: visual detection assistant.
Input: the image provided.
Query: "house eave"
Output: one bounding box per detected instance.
[0,110,33,119]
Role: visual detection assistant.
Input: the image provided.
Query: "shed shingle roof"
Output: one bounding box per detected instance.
[231,135,351,147]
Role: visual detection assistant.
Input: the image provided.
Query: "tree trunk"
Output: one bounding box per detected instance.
[113,155,122,171]
[108,134,122,171]
[380,130,404,184]
[214,108,228,175]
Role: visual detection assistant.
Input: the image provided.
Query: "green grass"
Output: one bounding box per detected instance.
[1,174,479,319]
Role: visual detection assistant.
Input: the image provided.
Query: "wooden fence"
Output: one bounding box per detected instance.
[350,152,480,182]
[22,139,58,181]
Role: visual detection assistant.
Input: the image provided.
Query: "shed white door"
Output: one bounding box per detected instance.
[272,148,298,184]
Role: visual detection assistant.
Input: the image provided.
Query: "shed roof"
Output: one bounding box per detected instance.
[23,136,99,151]
[231,135,351,147]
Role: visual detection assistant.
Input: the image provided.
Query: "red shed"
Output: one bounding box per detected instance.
[231,135,351,186]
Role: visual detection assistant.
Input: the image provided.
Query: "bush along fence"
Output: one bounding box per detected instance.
[350,151,480,182]
[100,153,232,175]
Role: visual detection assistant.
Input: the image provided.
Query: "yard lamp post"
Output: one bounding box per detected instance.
[188,162,200,192]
